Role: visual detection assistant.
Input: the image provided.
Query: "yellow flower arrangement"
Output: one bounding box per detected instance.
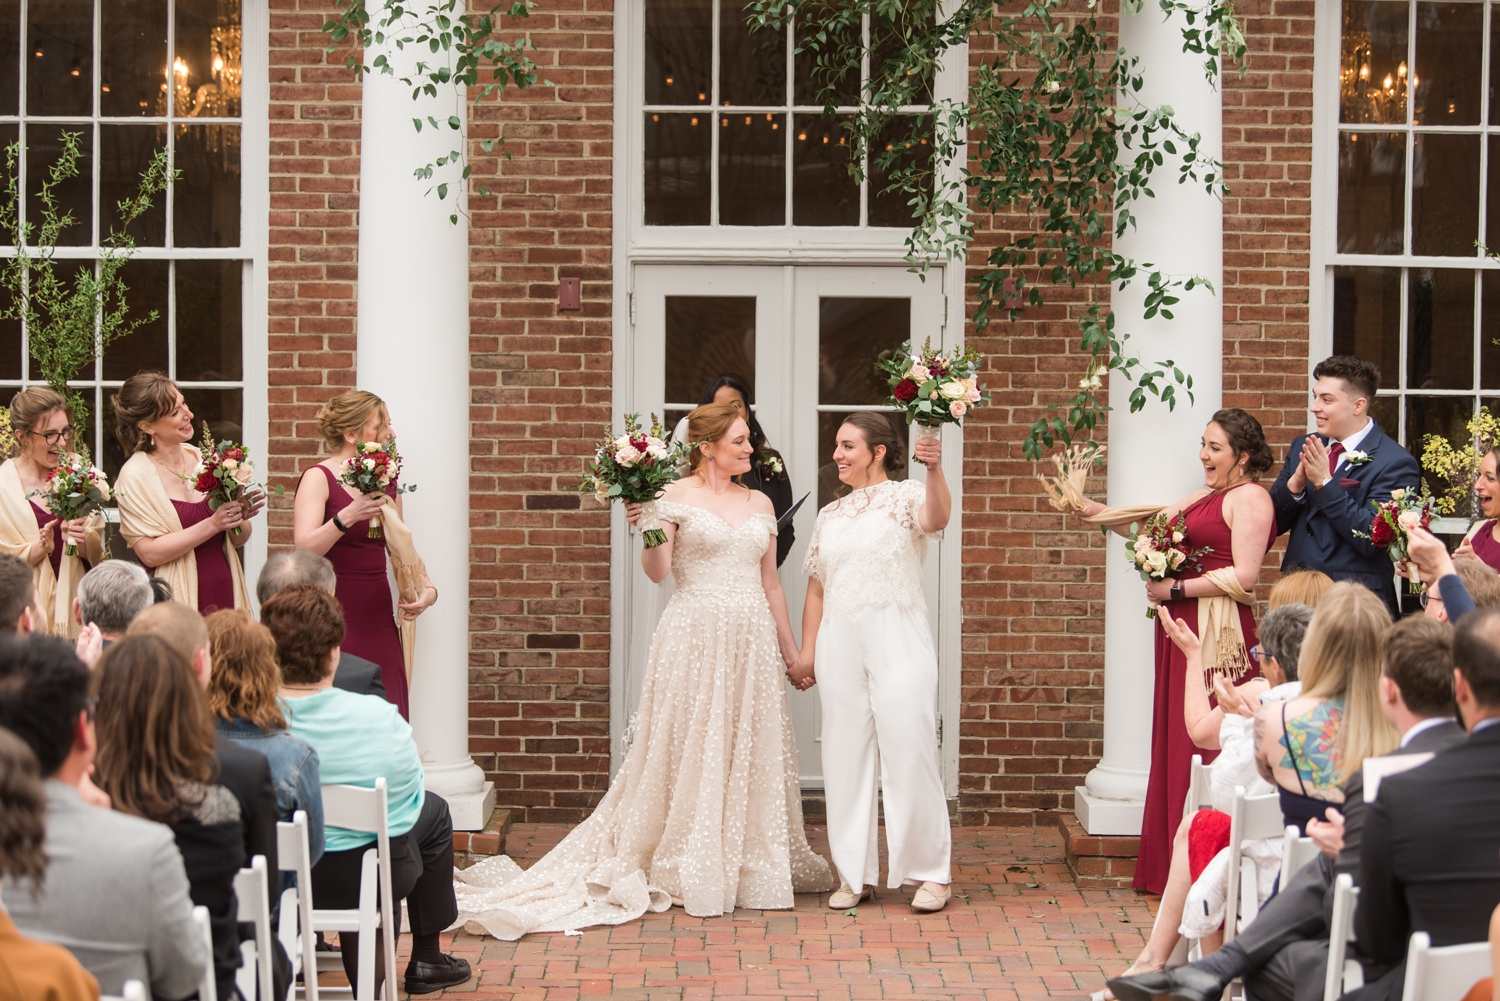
[1421,410,1500,516]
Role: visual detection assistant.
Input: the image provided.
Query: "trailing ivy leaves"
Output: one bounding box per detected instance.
[323,0,543,219]
[0,133,176,438]
[745,0,1243,460]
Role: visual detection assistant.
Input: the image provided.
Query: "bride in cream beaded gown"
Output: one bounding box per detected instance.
[452,407,833,940]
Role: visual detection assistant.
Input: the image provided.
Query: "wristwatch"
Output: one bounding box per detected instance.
[1169,581,1183,601]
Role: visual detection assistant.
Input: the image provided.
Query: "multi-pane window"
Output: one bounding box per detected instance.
[1332,0,1500,460]
[0,0,244,479]
[642,0,931,227]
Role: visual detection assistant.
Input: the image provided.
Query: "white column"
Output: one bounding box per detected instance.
[1073,6,1223,835]
[356,38,495,830]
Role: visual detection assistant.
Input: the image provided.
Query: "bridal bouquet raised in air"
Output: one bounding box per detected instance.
[878,338,989,427]
[1356,487,1433,593]
[1126,513,1208,618]
[191,424,273,538]
[340,438,414,539]
[30,453,109,556]
[577,413,688,548]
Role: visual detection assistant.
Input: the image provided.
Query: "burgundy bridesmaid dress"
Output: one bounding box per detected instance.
[30,502,64,580]
[1471,520,1500,573]
[303,464,409,719]
[1133,484,1273,894]
[166,498,237,614]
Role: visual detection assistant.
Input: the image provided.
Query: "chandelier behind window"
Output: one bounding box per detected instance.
[1340,16,1409,124]
[158,0,241,151]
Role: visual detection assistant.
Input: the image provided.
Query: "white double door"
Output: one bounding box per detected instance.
[617,264,948,788]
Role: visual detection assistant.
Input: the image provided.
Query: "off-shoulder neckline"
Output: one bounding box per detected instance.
[656,498,775,534]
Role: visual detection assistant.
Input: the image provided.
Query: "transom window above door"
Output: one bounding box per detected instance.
[641,0,932,228]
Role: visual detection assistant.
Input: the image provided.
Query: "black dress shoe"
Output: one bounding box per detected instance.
[1106,966,1228,1001]
[404,954,472,994]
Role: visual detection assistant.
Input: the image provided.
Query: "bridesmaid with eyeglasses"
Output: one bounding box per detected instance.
[0,387,104,636]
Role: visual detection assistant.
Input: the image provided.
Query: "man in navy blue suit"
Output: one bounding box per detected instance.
[1269,355,1421,616]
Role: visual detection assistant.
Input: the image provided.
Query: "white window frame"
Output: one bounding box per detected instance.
[1311,0,1498,467]
[0,0,268,576]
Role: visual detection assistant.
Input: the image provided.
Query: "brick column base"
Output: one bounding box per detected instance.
[1057,813,1142,888]
[453,809,514,869]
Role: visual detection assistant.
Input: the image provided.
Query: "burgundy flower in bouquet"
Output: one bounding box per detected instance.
[189,425,264,537]
[1355,487,1432,593]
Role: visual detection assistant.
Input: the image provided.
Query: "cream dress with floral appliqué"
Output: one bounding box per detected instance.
[451,499,833,939]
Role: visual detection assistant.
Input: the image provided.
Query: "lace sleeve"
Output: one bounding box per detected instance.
[899,478,941,540]
[801,512,824,581]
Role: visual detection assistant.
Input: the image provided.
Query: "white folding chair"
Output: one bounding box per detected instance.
[1167,755,1219,967]
[1223,787,1285,943]
[192,904,218,1001]
[1281,826,1320,882]
[1401,932,1493,1001]
[314,779,397,1001]
[101,980,147,1001]
[235,855,276,1001]
[278,810,320,1001]
[1325,873,1364,1001]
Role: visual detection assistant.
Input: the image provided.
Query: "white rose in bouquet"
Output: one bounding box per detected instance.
[906,363,931,383]
[1168,550,1186,570]
[363,441,381,453]
[1147,550,1168,575]
[1172,530,1184,543]
[1397,509,1421,532]
[1133,537,1152,558]
[939,380,968,400]
[233,463,254,486]
[220,458,238,472]
[362,457,376,470]
[615,444,642,467]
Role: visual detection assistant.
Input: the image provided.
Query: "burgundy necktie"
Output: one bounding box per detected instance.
[1328,441,1345,475]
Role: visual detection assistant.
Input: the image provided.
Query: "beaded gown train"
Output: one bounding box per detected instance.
[452,499,834,939]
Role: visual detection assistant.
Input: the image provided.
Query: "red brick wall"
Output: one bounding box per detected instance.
[954,1,1315,826]
[265,0,1312,827]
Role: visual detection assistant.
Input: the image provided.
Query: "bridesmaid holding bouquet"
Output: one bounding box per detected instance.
[1070,409,1276,894]
[293,390,436,720]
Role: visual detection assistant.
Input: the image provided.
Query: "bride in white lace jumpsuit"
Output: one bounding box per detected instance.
[450,404,833,939]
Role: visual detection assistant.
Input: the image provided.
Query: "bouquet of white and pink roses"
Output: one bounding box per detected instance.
[30,453,109,556]
[878,338,989,427]
[189,424,265,538]
[1355,487,1432,593]
[1126,512,1208,618]
[577,413,688,548]
[340,437,415,539]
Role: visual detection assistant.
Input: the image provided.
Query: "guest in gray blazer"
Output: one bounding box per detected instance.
[0,634,208,999]
[257,548,386,698]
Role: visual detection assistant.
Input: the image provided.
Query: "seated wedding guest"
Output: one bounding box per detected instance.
[1099,605,1315,996]
[1253,582,1397,832]
[1350,606,1500,1000]
[149,576,173,603]
[127,602,279,878]
[1108,614,1465,1001]
[206,608,325,866]
[1267,569,1334,610]
[0,635,206,998]
[256,548,385,699]
[0,552,46,635]
[0,726,99,1001]
[263,584,470,995]
[1424,557,1500,623]
[73,560,153,645]
[93,635,247,1001]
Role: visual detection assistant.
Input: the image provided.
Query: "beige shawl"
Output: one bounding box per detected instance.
[1082,502,1254,690]
[378,499,425,685]
[0,459,104,637]
[116,446,249,612]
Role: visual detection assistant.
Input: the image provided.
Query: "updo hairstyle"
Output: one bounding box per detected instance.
[686,402,747,476]
[111,371,179,454]
[1211,407,1273,480]
[840,412,906,474]
[7,386,70,449]
[316,390,386,452]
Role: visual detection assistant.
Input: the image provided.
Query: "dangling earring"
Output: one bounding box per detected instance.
[708,453,715,462]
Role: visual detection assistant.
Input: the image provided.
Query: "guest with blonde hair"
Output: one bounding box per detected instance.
[0,387,104,637]
[292,390,435,719]
[112,372,261,613]
[1253,582,1398,831]
[1267,569,1334,609]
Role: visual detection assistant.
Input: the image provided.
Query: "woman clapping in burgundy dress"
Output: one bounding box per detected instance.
[293,390,437,719]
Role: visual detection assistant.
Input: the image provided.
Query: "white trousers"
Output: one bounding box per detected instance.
[818,603,952,891]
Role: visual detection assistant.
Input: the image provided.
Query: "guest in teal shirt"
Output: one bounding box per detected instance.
[265,583,471,996]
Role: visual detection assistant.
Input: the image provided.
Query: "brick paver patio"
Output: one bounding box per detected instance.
[362,823,1159,999]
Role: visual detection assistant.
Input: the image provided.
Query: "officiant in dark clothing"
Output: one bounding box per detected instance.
[674,376,798,567]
